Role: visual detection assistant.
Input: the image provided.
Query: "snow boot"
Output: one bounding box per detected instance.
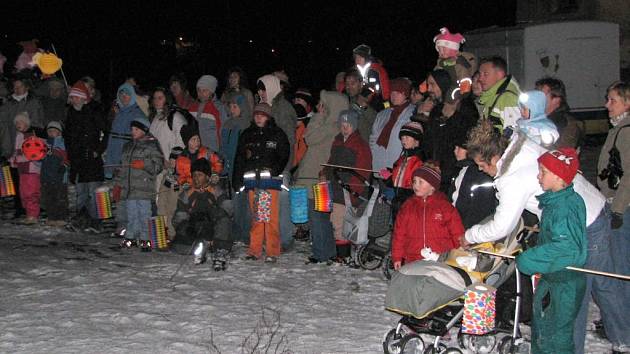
[192,240,208,265]
[139,240,152,252]
[212,249,229,271]
[120,238,138,249]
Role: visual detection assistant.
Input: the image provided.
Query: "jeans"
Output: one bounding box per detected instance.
[279,189,295,249]
[126,199,152,241]
[75,181,100,218]
[308,199,336,261]
[574,206,630,353]
[232,191,251,243]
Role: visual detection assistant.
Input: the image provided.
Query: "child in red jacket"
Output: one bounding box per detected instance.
[391,165,464,270]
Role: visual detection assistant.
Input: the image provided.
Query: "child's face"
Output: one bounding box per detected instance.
[520,105,530,120]
[254,113,269,128]
[538,163,565,192]
[401,135,419,149]
[15,120,28,132]
[47,128,61,138]
[192,171,209,189]
[437,46,458,59]
[131,126,145,140]
[454,145,468,161]
[412,176,435,198]
[188,135,201,152]
[229,102,241,118]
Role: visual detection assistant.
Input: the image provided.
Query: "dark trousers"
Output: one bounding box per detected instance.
[41,182,68,220]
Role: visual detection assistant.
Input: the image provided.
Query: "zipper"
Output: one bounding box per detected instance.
[422,197,427,249]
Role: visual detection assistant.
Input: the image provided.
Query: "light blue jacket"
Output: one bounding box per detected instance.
[369,104,414,171]
[517,90,559,147]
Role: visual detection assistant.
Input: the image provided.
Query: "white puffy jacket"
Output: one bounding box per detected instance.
[465,133,605,244]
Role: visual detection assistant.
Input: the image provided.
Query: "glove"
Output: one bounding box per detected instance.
[130,160,145,170]
[379,168,392,180]
[611,212,624,230]
[112,185,122,202]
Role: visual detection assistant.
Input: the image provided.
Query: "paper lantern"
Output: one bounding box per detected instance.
[461,284,496,335]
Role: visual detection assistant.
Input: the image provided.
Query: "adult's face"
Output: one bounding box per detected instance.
[354,55,367,66]
[257,89,268,104]
[539,85,561,115]
[49,86,64,99]
[605,89,630,118]
[152,91,166,110]
[390,91,407,106]
[345,76,362,97]
[13,80,27,96]
[170,81,182,96]
[426,75,442,101]
[478,62,505,91]
[340,122,354,138]
[473,154,500,177]
[228,72,240,88]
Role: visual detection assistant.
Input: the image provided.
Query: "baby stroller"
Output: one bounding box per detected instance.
[332,168,392,268]
[382,219,534,354]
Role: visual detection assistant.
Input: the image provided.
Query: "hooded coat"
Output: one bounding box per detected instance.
[105,83,147,177]
[295,91,349,196]
[258,74,296,172]
[516,90,559,147]
[221,94,252,180]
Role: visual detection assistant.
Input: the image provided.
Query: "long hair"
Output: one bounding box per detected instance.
[148,87,175,120]
[226,66,250,90]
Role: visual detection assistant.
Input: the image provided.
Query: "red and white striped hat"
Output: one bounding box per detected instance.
[68,81,90,100]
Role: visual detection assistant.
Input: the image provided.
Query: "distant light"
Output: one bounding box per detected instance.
[249,39,253,43]
[308,40,313,44]
[179,37,183,41]
[271,48,275,53]
[335,47,340,51]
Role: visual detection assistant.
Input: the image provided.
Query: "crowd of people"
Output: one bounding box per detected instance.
[0,27,629,353]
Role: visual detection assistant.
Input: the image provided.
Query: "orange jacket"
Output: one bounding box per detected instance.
[293,121,307,168]
[176,146,223,185]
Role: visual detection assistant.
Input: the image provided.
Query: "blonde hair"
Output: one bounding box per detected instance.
[607,81,630,103]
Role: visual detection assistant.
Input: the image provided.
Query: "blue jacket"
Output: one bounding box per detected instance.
[517,90,559,146]
[41,136,68,184]
[105,83,147,178]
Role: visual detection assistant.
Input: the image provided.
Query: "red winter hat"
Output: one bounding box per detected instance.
[69,81,91,100]
[413,165,441,190]
[433,27,465,51]
[390,77,412,97]
[537,148,580,184]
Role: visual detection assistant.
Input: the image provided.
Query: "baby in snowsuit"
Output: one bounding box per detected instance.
[517,148,587,354]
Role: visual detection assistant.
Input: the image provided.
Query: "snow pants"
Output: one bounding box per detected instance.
[248,189,280,258]
[19,173,40,218]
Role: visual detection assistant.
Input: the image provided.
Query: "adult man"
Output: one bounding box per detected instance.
[0,77,45,156]
[352,44,390,111]
[477,56,520,132]
[535,77,583,149]
[344,70,377,141]
[422,69,479,190]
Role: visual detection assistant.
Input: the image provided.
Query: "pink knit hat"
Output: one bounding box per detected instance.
[433,27,465,52]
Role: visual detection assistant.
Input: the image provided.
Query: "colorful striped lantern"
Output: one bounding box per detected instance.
[254,190,273,223]
[313,182,333,213]
[94,187,112,219]
[148,216,169,250]
[461,284,496,335]
[0,166,16,197]
[289,186,308,224]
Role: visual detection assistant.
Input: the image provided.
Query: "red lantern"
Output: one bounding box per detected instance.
[22,136,48,161]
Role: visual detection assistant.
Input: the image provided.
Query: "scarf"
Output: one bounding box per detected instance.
[610,111,628,127]
[376,101,410,148]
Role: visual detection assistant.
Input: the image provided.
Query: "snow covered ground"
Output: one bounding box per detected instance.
[0,221,613,354]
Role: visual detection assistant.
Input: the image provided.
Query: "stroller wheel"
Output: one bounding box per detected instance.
[498,336,529,354]
[382,254,394,280]
[400,334,424,353]
[383,329,404,354]
[457,332,496,353]
[357,244,383,270]
[422,343,447,354]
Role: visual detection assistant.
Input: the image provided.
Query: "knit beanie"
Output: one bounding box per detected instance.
[429,69,452,101]
[14,111,31,127]
[69,81,91,100]
[412,165,441,190]
[180,123,200,146]
[399,121,424,142]
[338,109,359,130]
[390,77,412,97]
[196,75,218,92]
[253,102,273,118]
[537,148,580,184]
[352,44,372,60]
[46,120,63,133]
[294,88,315,110]
[191,158,211,176]
[130,116,151,133]
[433,27,465,51]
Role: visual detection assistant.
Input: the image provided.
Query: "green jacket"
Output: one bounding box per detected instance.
[517,184,587,277]
[478,76,520,132]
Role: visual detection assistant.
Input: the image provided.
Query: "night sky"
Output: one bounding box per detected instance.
[3,1,516,99]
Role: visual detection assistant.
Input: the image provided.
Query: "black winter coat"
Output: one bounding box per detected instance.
[232,119,290,189]
[64,105,108,183]
[450,159,498,229]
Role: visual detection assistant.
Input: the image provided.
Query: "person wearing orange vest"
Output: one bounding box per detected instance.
[175,123,222,189]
